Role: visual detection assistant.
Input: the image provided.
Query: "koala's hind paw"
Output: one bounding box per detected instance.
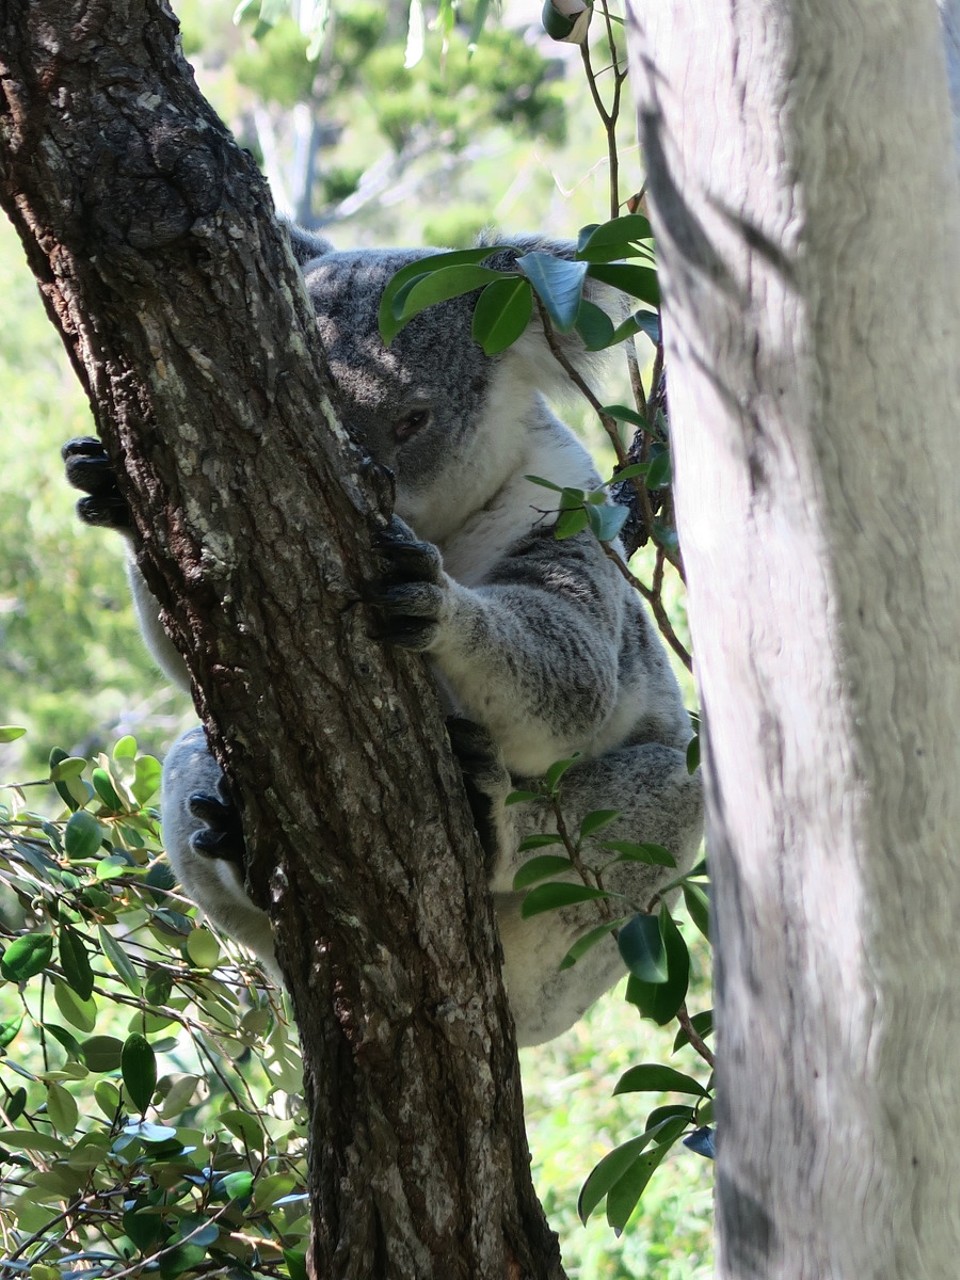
[447,717,512,862]
[62,437,131,531]
[188,785,245,869]
[370,516,444,651]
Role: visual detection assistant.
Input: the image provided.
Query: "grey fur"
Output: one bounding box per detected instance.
[68,225,703,1046]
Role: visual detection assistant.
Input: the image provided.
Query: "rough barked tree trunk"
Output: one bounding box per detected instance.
[0,4,564,1277]
[626,1,960,1275]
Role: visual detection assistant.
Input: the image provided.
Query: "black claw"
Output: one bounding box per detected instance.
[62,436,132,530]
[188,789,245,868]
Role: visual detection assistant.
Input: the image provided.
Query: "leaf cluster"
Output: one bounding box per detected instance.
[0,734,305,1279]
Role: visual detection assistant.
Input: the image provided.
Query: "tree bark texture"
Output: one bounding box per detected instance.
[627,2,960,1277]
[0,4,563,1277]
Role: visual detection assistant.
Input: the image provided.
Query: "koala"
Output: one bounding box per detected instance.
[63,224,703,1047]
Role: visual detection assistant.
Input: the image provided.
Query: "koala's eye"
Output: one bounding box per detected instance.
[394,407,432,443]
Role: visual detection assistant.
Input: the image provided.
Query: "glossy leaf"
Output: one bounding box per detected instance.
[601,840,677,868]
[379,246,508,342]
[516,251,588,332]
[472,276,533,354]
[579,809,620,839]
[560,920,623,970]
[64,810,103,860]
[625,908,690,1024]
[682,881,710,939]
[575,298,615,350]
[122,1033,157,1114]
[586,502,629,543]
[578,1133,652,1224]
[59,926,94,1000]
[613,1063,709,1099]
[576,214,654,260]
[586,261,660,307]
[520,881,610,919]
[1,932,54,982]
[617,913,666,984]
[512,854,572,889]
[82,1035,125,1072]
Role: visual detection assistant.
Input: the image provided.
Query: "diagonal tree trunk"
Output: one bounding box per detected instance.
[626,1,960,1274]
[0,4,563,1276]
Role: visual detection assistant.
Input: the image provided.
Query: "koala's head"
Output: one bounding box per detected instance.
[287,225,591,540]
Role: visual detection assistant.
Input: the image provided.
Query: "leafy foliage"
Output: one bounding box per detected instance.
[0,737,306,1278]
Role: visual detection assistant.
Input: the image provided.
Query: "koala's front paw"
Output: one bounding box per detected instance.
[62,437,131,531]
[371,515,445,651]
[188,781,246,869]
[447,716,512,862]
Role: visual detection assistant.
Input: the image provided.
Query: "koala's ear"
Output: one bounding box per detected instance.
[284,221,334,268]
[478,234,617,392]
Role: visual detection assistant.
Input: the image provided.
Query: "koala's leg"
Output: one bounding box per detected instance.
[450,720,703,1046]
[162,726,279,981]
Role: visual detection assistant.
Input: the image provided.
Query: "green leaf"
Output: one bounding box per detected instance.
[132,755,161,805]
[516,251,588,333]
[524,474,565,493]
[606,1133,676,1233]
[516,834,565,853]
[579,809,620,839]
[0,725,26,743]
[46,1081,79,1136]
[82,1035,125,1072]
[160,1243,206,1280]
[625,908,691,1025]
[122,1033,157,1114]
[122,1205,166,1252]
[646,449,672,489]
[586,503,629,543]
[50,746,80,811]
[0,1127,67,1154]
[521,882,611,919]
[378,246,508,343]
[575,299,615,350]
[578,1133,652,1224]
[512,854,573,890]
[646,1103,697,1133]
[472,276,533,355]
[221,1170,254,1200]
[283,1249,309,1280]
[5,1087,26,1122]
[91,767,125,812]
[613,1064,709,1098]
[94,1079,121,1120]
[59,927,94,1001]
[555,507,589,539]
[186,929,221,970]
[505,789,541,806]
[393,264,504,326]
[576,214,654,261]
[98,926,142,995]
[559,919,623,970]
[64,810,104,860]
[673,1009,714,1053]
[53,978,98,1033]
[0,1015,22,1049]
[44,1019,82,1059]
[617,913,667,983]
[601,403,647,429]
[686,733,701,774]
[601,840,677,868]
[113,735,138,760]
[586,262,660,307]
[1,932,54,982]
[50,755,86,781]
[682,881,710,939]
[543,756,580,793]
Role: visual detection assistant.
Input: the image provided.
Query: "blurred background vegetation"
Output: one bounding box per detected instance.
[0,2,711,1274]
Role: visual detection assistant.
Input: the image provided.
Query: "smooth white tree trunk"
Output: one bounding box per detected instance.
[626,2,960,1275]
